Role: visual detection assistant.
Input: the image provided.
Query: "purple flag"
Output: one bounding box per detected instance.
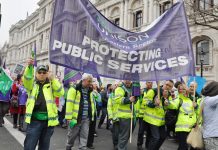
[49,0,195,81]
[64,68,82,85]
[132,82,141,97]
[18,86,28,105]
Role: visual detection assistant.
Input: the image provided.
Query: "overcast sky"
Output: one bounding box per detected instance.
[0,0,38,47]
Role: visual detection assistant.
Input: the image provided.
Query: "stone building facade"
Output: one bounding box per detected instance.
[1,0,218,82]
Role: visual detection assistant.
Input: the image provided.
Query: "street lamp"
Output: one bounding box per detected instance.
[200,49,205,77]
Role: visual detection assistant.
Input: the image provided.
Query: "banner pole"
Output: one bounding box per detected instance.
[157,81,160,100]
[193,77,196,102]
[130,102,133,143]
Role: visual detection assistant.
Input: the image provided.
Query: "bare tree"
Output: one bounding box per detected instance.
[157,0,218,30]
[184,0,218,30]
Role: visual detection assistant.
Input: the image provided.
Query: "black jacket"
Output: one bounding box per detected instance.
[100,90,108,108]
[33,79,50,113]
[76,81,93,123]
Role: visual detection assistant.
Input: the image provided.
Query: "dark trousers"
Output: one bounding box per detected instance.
[18,114,24,128]
[137,118,146,146]
[137,118,150,148]
[24,120,54,150]
[176,132,189,150]
[58,103,66,125]
[166,124,175,137]
[112,121,119,148]
[147,124,166,150]
[98,107,109,129]
[87,115,97,147]
[0,101,9,125]
[118,118,131,150]
[13,113,18,125]
[96,105,101,118]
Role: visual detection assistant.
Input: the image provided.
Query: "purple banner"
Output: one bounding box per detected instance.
[49,0,195,81]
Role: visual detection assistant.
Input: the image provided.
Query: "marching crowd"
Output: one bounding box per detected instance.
[0,59,218,150]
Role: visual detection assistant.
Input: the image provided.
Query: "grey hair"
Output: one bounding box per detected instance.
[81,73,93,80]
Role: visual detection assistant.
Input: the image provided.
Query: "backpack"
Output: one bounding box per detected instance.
[165,98,183,126]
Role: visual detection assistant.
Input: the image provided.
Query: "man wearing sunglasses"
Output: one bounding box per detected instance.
[23,59,64,150]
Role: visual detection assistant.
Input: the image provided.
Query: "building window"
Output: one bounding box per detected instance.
[194,0,214,10]
[32,23,35,34]
[114,18,120,26]
[196,40,210,65]
[134,10,143,28]
[160,1,172,14]
[40,33,43,50]
[42,8,46,23]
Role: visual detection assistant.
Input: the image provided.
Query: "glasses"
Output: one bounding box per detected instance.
[38,71,47,74]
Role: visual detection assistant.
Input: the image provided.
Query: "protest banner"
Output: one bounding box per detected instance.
[50,0,195,81]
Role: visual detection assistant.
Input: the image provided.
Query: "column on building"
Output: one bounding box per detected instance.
[127,1,132,29]
[120,1,124,28]
[124,0,128,29]
[143,0,148,25]
[148,0,153,23]
[153,1,160,20]
[214,47,218,81]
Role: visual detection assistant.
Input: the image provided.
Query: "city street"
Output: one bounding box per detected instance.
[0,116,178,150]
[0,0,217,150]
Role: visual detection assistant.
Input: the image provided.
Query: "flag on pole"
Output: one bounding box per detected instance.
[0,67,13,96]
[32,42,37,67]
[63,68,82,86]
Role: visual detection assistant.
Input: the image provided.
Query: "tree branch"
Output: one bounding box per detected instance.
[194,21,218,30]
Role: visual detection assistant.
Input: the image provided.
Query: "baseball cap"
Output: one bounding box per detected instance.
[36,65,48,72]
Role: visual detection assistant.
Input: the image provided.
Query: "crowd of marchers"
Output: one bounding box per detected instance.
[0,59,218,150]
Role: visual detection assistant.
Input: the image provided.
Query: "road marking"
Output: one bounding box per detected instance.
[4,118,25,147]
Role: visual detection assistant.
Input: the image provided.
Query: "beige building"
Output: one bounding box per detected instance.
[3,0,55,76]
[1,0,218,82]
[0,42,8,66]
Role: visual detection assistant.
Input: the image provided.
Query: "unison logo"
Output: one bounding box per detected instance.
[96,16,150,44]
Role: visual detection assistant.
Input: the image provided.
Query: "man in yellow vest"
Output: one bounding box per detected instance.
[143,80,174,150]
[114,80,135,150]
[65,73,95,150]
[23,59,64,150]
[107,83,119,150]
